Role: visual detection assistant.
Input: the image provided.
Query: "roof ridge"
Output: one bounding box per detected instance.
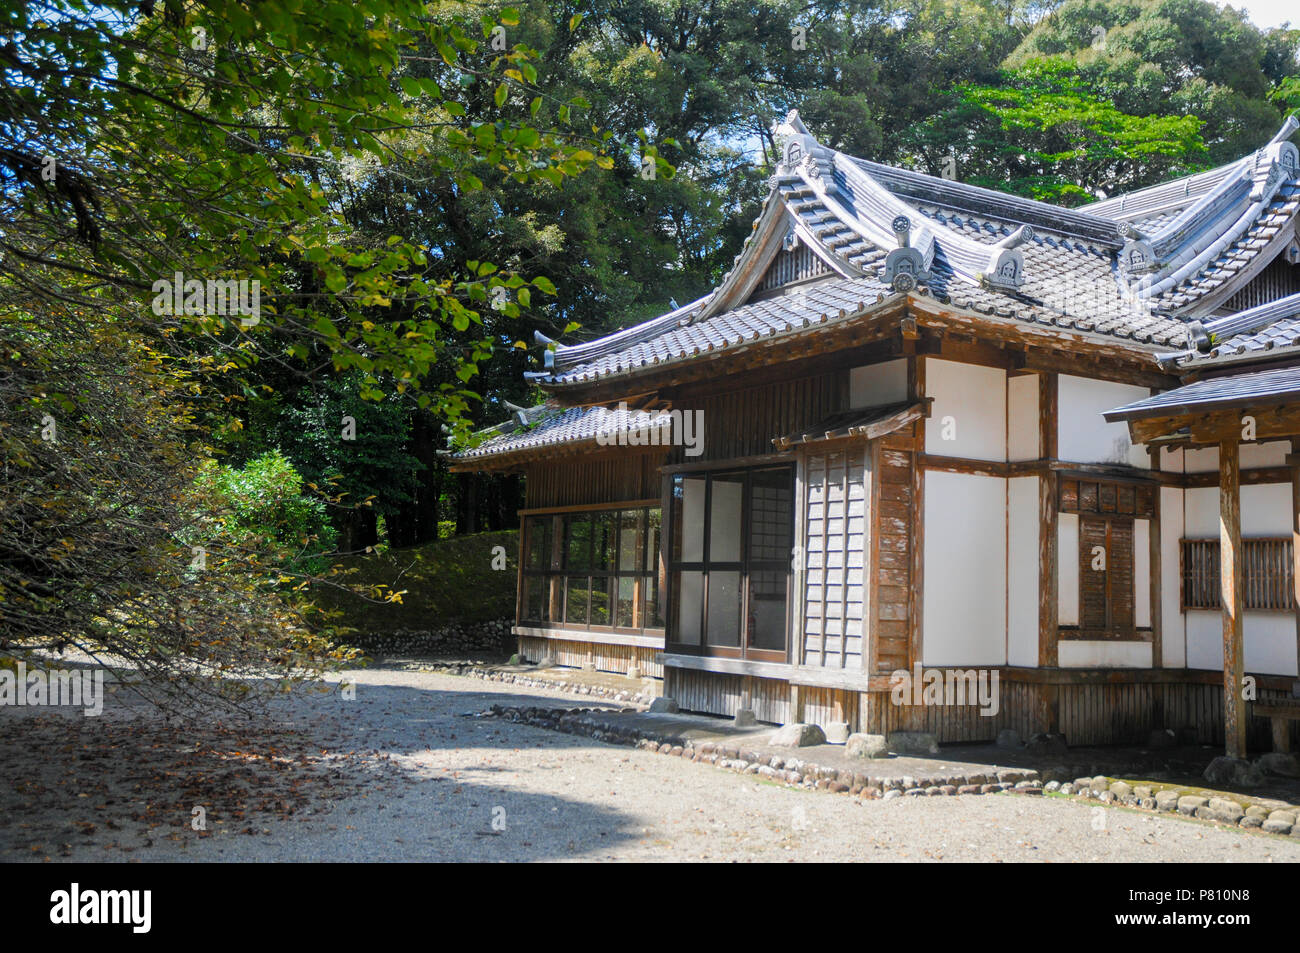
[849,156,1121,246]
[1186,289,1300,354]
[1119,116,1299,294]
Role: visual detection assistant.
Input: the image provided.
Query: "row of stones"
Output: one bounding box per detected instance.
[489,705,1044,797]
[1051,776,1300,837]
[432,665,656,707]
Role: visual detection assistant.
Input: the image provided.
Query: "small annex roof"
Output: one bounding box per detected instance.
[1103,364,1300,422]
[447,402,673,468]
[533,111,1300,391]
[772,401,927,450]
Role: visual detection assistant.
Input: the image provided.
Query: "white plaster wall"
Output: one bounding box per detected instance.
[1186,483,1290,537]
[1007,374,1040,462]
[925,359,1006,462]
[1007,476,1039,667]
[1242,440,1290,468]
[923,471,1006,666]
[1246,614,1298,676]
[1058,513,1079,626]
[1058,375,1150,468]
[1244,483,1292,535]
[1183,447,1218,473]
[849,359,907,409]
[1186,612,1221,670]
[1135,518,1150,629]
[1184,442,1290,474]
[1181,611,1295,675]
[1060,641,1152,667]
[1161,486,1186,668]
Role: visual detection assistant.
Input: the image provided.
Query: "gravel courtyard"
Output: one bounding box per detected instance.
[3,665,1298,863]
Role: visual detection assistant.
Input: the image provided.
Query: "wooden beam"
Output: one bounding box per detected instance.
[1220,437,1247,759]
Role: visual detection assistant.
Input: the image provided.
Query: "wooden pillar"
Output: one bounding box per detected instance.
[548,514,564,626]
[1288,440,1300,680]
[1149,449,1163,668]
[1220,438,1247,759]
[907,352,926,671]
[1037,373,1060,732]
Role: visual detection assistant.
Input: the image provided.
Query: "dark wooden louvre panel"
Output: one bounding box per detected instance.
[1079,516,1110,630]
[1181,537,1295,611]
[1220,257,1300,312]
[1059,478,1155,518]
[1109,520,1135,629]
[755,242,831,292]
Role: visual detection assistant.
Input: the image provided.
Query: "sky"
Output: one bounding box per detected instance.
[1225,0,1296,30]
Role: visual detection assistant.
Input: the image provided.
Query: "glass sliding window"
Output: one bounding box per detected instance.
[518,507,663,635]
[668,466,794,660]
[520,515,553,623]
[745,467,793,660]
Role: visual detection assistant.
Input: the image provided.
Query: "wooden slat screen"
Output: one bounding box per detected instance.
[1077,515,1136,636]
[1079,517,1109,630]
[1180,537,1295,611]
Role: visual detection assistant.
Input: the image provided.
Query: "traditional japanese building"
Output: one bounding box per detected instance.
[451,110,1300,755]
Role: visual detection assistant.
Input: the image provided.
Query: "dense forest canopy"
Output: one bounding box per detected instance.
[1,0,1297,704]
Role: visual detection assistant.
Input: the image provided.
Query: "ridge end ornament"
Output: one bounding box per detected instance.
[883,214,929,292]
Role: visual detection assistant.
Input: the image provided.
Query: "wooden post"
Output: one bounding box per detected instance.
[1150,449,1163,668]
[1288,440,1300,682]
[908,352,926,671]
[548,514,564,628]
[1220,438,1247,759]
[1037,373,1060,733]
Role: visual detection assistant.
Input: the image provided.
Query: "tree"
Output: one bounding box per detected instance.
[0,0,624,708]
[1006,0,1300,164]
[902,57,1207,203]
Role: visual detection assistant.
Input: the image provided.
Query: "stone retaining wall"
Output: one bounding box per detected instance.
[428,665,656,707]
[347,619,512,656]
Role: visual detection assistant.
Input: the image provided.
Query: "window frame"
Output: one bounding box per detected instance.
[666,464,795,662]
[1076,513,1137,638]
[519,506,663,635]
[1180,537,1295,612]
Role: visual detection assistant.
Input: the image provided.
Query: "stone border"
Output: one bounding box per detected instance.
[1050,777,1300,838]
[488,703,1300,838]
[428,664,656,707]
[488,704,1041,797]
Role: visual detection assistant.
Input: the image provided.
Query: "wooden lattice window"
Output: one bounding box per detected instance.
[1180,538,1295,611]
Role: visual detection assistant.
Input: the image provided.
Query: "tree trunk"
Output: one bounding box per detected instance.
[340,508,379,552]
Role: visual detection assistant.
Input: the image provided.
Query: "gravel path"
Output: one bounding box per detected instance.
[3,666,1298,862]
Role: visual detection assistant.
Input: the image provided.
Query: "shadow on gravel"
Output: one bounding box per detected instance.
[0,667,644,862]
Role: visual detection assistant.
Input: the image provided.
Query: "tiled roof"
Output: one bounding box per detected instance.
[532,111,1299,389]
[1104,365,1300,421]
[1160,291,1300,368]
[544,276,898,385]
[1149,182,1300,314]
[452,403,673,463]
